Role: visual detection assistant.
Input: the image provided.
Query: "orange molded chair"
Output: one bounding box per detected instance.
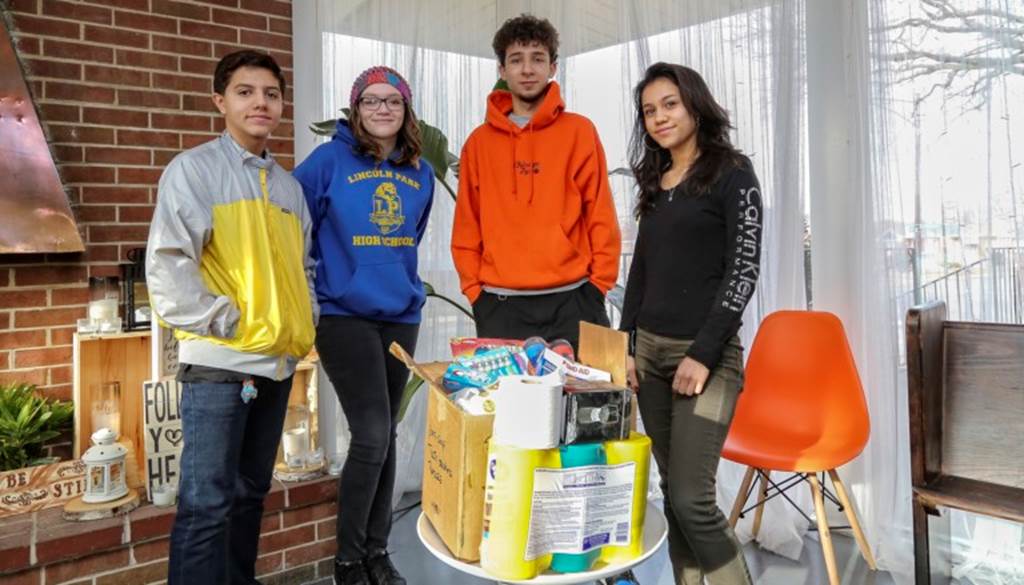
[723,310,876,585]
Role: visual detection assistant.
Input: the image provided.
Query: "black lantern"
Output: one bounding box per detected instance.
[120,247,150,331]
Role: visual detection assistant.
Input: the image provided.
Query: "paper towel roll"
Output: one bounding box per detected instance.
[599,432,652,564]
[479,444,560,580]
[492,374,563,449]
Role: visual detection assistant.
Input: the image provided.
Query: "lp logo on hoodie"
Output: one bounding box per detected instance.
[369,182,405,235]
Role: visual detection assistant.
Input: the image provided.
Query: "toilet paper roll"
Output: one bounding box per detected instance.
[492,374,563,449]
[480,444,560,581]
[599,432,652,564]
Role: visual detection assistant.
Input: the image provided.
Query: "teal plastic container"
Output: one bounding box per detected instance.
[549,443,606,573]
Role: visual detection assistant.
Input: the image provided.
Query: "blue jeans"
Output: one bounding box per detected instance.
[167,376,292,585]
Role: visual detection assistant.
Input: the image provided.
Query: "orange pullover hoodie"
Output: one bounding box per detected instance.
[452,81,621,304]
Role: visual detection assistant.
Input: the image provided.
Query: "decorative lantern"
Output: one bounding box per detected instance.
[120,247,151,331]
[81,428,128,503]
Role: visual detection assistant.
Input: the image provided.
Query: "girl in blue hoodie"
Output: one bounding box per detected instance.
[294,66,434,585]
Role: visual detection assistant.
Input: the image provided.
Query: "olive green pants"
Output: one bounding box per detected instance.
[635,328,752,585]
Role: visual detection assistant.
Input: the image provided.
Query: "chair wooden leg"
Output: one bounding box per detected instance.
[729,466,756,528]
[828,469,877,570]
[752,470,770,538]
[809,473,840,585]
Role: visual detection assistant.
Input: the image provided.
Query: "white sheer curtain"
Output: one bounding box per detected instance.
[292,1,1022,582]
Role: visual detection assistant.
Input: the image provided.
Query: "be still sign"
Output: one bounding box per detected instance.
[143,379,183,499]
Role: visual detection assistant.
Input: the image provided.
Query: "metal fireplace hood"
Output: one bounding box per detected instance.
[0,16,84,253]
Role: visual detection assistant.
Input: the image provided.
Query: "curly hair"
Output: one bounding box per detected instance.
[628,63,744,218]
[492,13,559,66]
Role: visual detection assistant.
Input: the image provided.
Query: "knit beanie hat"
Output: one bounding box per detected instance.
[349,66,412,111]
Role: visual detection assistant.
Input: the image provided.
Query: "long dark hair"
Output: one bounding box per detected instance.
[628,63,744,218]
[348,102,423,168]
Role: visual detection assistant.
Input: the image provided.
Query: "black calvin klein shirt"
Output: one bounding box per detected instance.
[620,158,763,369]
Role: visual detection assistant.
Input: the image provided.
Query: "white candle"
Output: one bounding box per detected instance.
[88,299,118,321]
[282,428,309,462]
[152,485,176,507]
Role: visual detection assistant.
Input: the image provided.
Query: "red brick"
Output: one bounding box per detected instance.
[152,72,210,94]
[0,289,48,308]
[40,103,80,123]
[180,20,238,43]
[15,346,71,368]
[213,8,266,30]
[0,568,39,585]
[181,133,217,149]
[84,244,119,262]
[42,385,72,402]
[12,14,81,38]
[14,35,40,55]
[179,56,217,76]
[88,225,150,243]
[258,525,315,555]
[87,0,148,10]
[0,312,9,329]
[13,265,87,287]
[284,539,334,569]
[49,124,115,145]
[85,64,151,88]
[267,138,293,154]
[14,307,84,328]
[153,149,177,166]
[283,480,336,513]
[316,517,337,541]
[42,39,113,63]
[113,9,177,34]
[118,167,164,184]
[264,480,286,512]
[118,88,179,109]
[151,112,212,133]
[84,25,149,49]
[261,511,281,533]
[46,81,115,103]
[85,146,151,165]
[153,0,211,20]
[0,516,33,575]
[268,16,290,35]
[0,369,47,387]
[7,0,38,13]
[42,547,129,584]
[54,144,83,163]
[76,204,117,222]
[88,265,121,278]
[0,329,47,350]
[0,351,8,370]
[83,106,148,127]
[152,34,212,57]
[239,0,290,18]
[276,156,294,170]
[35,506,123,564]
[49,286,89,306]
[283,501,336,528]
[23,58,81,80]
[48,365,72,385]
[117,129,180,149]
[94,561,165,585]
[255,552,283,577]
[40,0,112,24]
[116,48,178,72]
[49,327,76,346]
[181,93,218,113]
[118,205,155,223]
[129,504,176,541]
[131,536,170,563]
[61,165,115,184]
[213,116,226,132]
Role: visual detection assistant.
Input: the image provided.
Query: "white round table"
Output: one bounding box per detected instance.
[416,501,668,585]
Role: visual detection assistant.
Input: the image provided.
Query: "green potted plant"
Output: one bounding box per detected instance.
[0,383,75,472]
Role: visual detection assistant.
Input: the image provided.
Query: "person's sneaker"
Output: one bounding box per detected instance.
[364,550,406,585]
[334,558,371,585]
[604,568,641,585]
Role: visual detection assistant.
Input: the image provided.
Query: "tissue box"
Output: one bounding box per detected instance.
[562,380,633,444]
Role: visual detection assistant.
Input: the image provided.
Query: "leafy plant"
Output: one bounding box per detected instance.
[0,383,75,471]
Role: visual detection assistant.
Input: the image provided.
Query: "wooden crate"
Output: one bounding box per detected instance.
[72,331,152,490]
[273,358,321,473]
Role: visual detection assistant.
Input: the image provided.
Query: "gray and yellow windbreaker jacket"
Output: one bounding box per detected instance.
[146,132,319,381]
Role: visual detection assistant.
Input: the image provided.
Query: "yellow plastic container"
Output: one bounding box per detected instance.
[479,443,560,580]
[599,432,652,564]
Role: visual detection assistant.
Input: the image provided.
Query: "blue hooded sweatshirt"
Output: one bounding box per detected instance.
[293,120,435,324]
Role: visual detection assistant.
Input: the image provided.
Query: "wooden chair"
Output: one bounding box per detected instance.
[906,301,1024,584]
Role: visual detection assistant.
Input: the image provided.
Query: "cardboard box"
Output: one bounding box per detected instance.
[390,321,628,562]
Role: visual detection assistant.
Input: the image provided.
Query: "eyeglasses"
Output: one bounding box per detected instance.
[358,96,405,111]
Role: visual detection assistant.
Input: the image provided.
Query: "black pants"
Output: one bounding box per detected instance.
[471,282,609,352]
[315,315,419,562]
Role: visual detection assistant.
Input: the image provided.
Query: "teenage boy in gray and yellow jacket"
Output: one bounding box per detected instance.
[146,50,318,585]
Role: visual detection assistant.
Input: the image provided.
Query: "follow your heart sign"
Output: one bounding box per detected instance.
[143,379,184,499]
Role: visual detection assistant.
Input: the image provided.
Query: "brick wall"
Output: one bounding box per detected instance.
[0,475,340,584]
[0,0,295,402]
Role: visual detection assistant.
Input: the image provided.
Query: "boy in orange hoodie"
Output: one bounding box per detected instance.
[451,13,622,352]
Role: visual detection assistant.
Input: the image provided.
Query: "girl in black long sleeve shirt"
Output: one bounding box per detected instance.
[622,63,761,585]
